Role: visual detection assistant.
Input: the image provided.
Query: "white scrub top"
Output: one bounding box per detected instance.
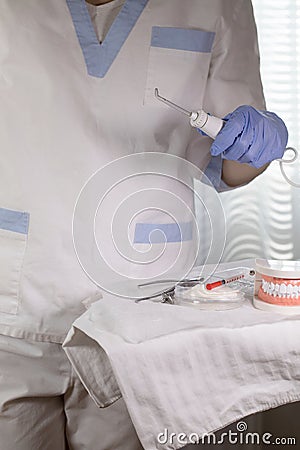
[0,0,265,343]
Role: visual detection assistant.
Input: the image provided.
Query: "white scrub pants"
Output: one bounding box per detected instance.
[0,334,142,450]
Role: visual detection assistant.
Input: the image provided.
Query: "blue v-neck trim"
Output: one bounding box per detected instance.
[66,0,148,78]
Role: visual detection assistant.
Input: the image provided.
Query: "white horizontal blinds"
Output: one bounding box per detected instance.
[253,0,300,144]
[221,0,300,261]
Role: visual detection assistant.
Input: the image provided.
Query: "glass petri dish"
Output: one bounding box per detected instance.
[174,283,245,310]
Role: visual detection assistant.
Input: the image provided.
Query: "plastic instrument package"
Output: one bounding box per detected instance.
[174,282,245,310]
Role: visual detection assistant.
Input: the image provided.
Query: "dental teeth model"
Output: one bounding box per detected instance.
[259,277,299,303]
[254,259,300,315]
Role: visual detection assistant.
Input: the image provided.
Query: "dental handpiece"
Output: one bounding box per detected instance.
[154,88,300,187]
[154,88,224,139]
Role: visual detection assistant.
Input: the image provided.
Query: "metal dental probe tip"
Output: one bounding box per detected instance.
[154,88,224,139]
[154,88,191,116]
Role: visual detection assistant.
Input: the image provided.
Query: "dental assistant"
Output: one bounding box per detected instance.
[0,0,287,449]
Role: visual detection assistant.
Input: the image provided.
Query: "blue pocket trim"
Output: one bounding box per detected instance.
[151,27,215,53]
[0,208,29,235]
[66,0,148,78]
[134,222,193,244]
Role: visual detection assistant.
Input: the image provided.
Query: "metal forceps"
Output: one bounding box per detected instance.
[135,276,205,304]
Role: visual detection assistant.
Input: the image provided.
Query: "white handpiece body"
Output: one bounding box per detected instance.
[190,111,224,139]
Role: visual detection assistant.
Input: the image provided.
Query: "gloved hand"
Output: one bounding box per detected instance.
[209,105,288,168]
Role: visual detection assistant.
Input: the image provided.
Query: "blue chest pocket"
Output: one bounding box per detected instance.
[151,27,215,53]
[144,26,215,110]
[0,207,29,315]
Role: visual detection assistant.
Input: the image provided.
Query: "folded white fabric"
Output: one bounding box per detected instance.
[63,261,300,450]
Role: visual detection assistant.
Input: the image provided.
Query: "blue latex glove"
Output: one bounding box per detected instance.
[209,105,288,168]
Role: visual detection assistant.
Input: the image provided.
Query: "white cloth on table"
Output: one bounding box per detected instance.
[63,260,300,450]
